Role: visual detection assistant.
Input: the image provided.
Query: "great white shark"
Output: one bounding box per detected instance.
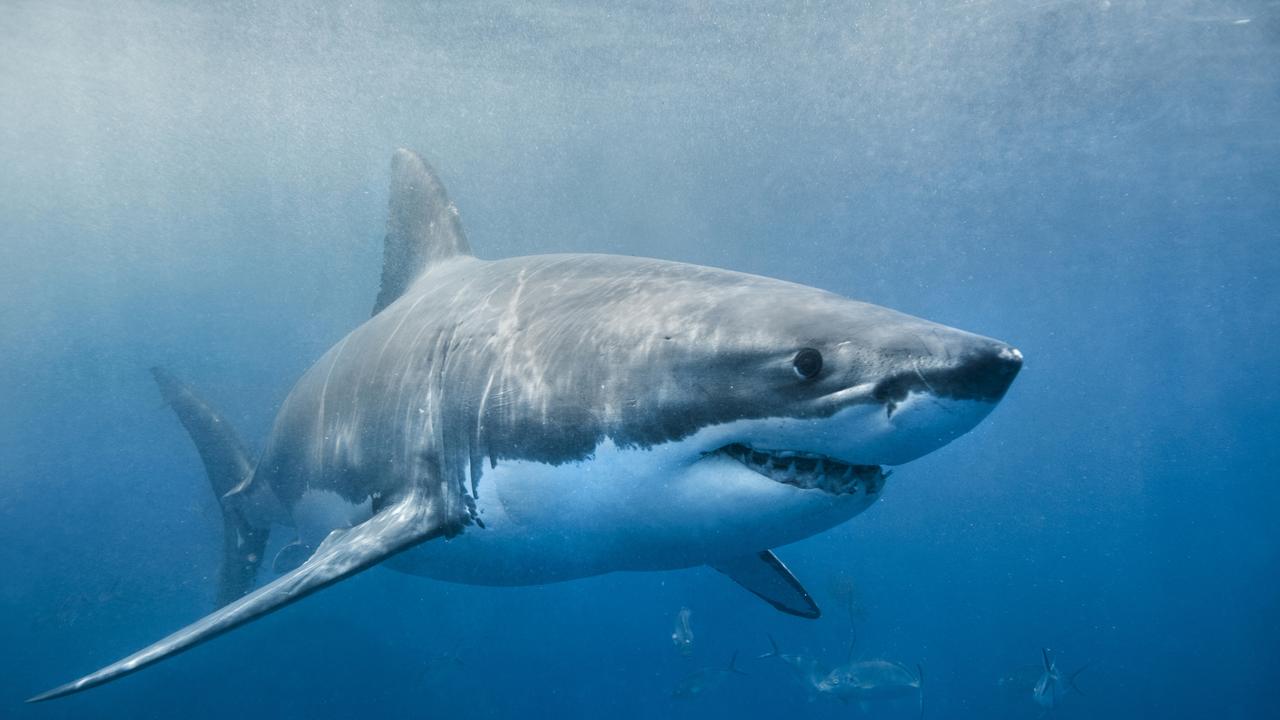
[29,148,1022,702]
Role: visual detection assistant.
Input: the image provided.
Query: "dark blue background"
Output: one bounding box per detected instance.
[2,2,1276,718]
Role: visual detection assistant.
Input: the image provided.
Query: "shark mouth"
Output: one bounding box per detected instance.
[718,443,888,496]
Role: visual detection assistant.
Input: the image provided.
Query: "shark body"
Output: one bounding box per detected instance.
[29,149,1021,702]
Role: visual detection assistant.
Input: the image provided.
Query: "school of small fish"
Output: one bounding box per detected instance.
[666,581,1090,715]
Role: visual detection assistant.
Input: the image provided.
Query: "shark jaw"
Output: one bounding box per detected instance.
[715,443,888,496]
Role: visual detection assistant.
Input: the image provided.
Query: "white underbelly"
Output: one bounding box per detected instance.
[382,441,876,585]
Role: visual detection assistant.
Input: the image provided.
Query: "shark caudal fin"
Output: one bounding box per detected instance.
[151,368,274,606]
[372,148,473,315]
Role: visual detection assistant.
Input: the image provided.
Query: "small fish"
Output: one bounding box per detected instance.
[1033,648,1089,710]
[671,652,747,700]
[814,659,924,717]
[758,634,826,691]
[671,607,694,656]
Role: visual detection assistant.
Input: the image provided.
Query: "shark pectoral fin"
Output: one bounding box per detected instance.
[27,492,461,703]
[709,550,820,619]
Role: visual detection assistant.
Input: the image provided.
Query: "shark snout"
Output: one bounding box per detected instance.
[824,337,1021,466]
[870,338,1022,406]
[938,341,1023,402]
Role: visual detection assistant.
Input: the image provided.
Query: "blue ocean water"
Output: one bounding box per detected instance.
[1,1,1276,718]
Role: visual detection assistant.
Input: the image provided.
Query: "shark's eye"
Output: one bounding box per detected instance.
[793,348,823,379]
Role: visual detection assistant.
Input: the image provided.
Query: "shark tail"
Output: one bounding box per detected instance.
[151,368,277,606]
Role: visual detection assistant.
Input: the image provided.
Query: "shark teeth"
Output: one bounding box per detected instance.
[718,443,887,496]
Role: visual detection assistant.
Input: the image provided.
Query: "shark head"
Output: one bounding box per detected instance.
[675,276,1019,482]
[655,276,1021,470]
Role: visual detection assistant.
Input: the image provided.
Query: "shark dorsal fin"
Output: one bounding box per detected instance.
[372,148,472,315]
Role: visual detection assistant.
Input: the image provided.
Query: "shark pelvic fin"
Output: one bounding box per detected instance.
[27,491,462,703]
[372,148,472,315]
[151,367,275,606]
[710,550,820,619]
